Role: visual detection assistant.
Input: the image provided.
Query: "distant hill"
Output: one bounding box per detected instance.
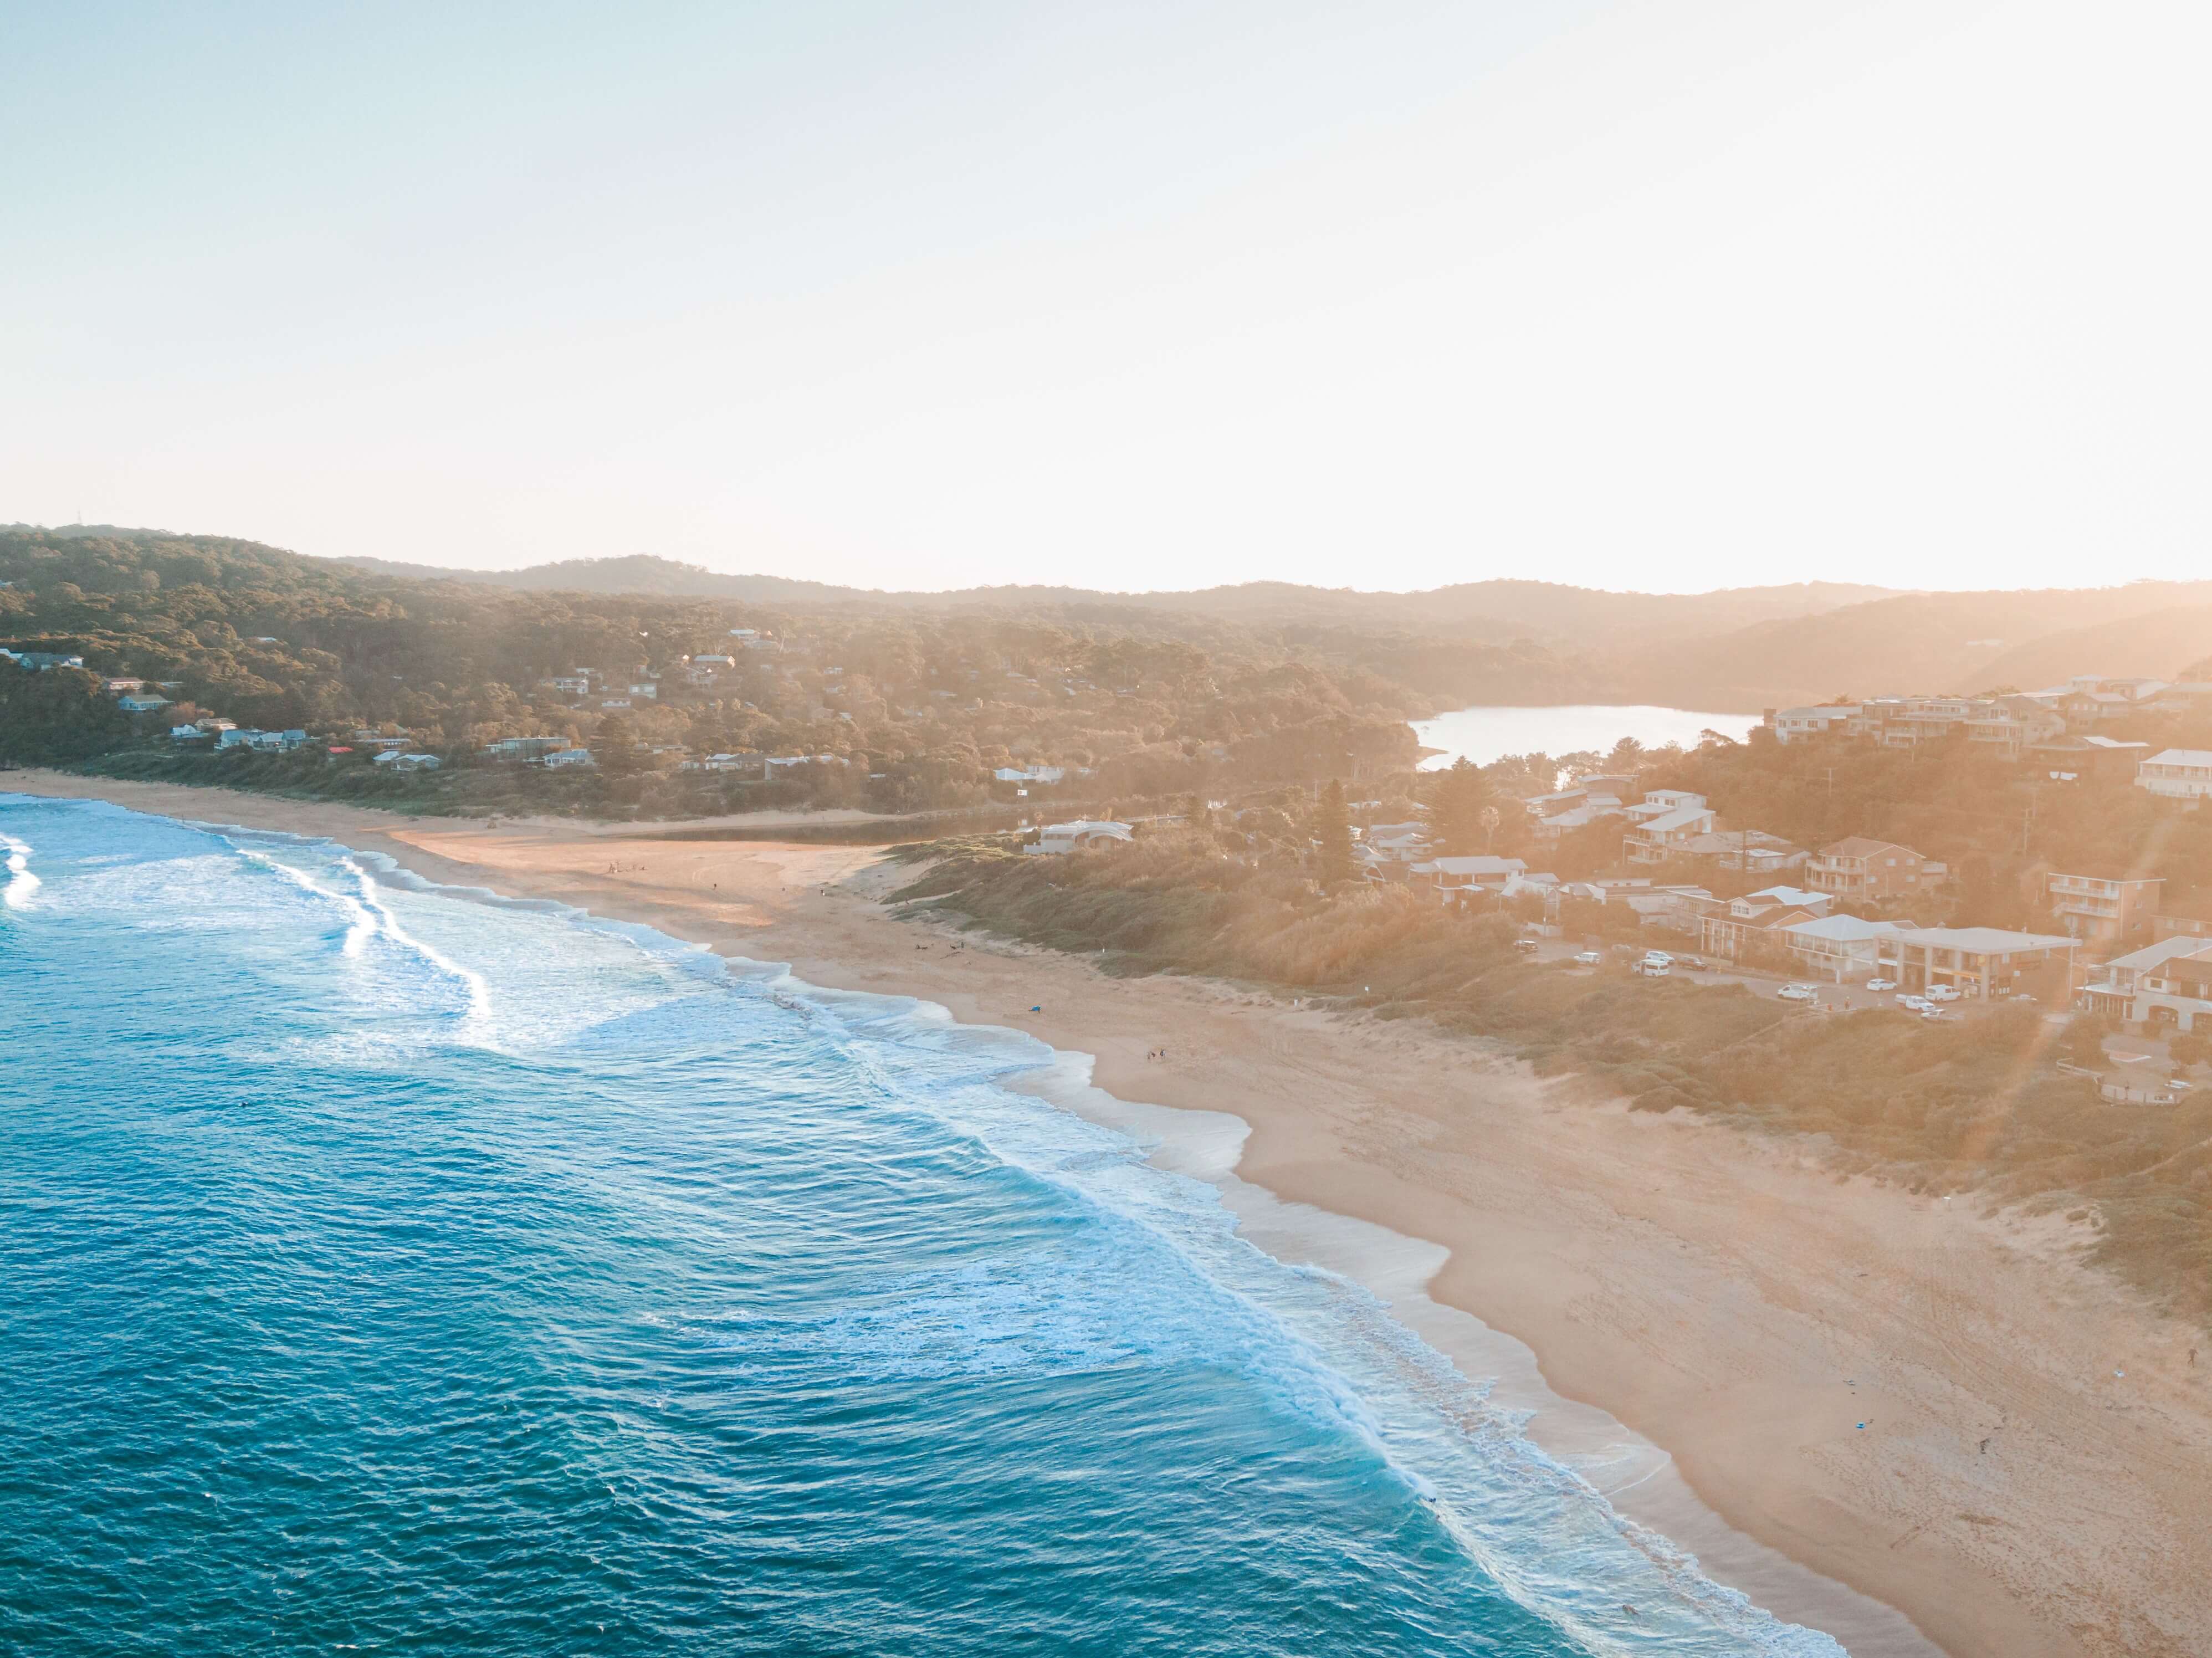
[324,552,1895,649]
[1971,606,2212,692]
[1628,584,2212,709]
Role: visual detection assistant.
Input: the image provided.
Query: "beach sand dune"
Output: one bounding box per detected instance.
[11,774,2211,1658]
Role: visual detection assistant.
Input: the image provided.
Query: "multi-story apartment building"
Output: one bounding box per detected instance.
[1805,837,1946,903]
[2077,935,2212,1031]
[1884,927,2079,1001]
[2043,872,2164,947]
[2136,749,2212,802]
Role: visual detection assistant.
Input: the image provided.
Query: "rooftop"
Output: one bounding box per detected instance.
[1890,927,2079,953]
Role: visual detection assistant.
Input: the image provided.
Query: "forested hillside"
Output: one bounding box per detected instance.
[0,528,1576,818]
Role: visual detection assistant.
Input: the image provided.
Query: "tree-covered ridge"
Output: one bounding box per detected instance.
[1,528,1569,816]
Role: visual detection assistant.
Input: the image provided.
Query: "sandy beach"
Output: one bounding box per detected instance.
[11,774,2212,1658]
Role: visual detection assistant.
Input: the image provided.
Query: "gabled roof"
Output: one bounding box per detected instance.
[1424,856,1527,876]
[2102,935,2212,974]
[1819,835,1918,859]
[1784,914,1907,943]
[2143,749,2212,768]
[1635,805,1713,834]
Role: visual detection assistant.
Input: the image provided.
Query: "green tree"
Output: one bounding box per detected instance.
[1316,779,1353,887]
[2059,1012,2109,1069]
[597,714,641,775]
[1427,759,1491,856]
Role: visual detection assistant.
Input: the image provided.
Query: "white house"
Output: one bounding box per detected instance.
[1622,791,1717,864]
[1884,927,2079,1000]
[373,750,442,771]
[1781,914,1912,981]
[2136,750,2212,802]
[541,748,595,769]
[1410,855,1528,897]
[1767,705,1860,744]
[627,682,659,700]
[1026,820,1133,854]
[2077,936,2212,1031]
[217,728,307,753]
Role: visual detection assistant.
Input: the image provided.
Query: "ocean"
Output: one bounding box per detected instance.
[0,796,1844,1657]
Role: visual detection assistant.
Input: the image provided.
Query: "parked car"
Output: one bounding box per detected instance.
[1676,955,1707,970]
[1642,951,1674,966]
[1897,994,1933,1012]
[1573,950,1604,966]
[1632,960,1671,978]
[1924,985,1961,1003]
[1513,937,1541,954]
[1776,984,1817,1002]
[1920,1006,1955,1022]
[1865,978,1897,992]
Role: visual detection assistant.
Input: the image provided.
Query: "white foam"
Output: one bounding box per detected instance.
[1,833,40,910]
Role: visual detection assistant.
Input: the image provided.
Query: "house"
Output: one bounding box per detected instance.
[2026,734,2150,781]
[1781,914,1913,981]
[1884,927,2080,1000]
[1963,696,2066,760]
[2043,872,2164,947]
[993,765,1067,784]
[217,728,308,753]
[627,682,659,700]
[1621,791,1716,863]
[2136,750,2212,802]
[2076,936,2212,1031]
[1530,799,1627,843]
[0,649,86,671]
[2150,683,2212,717]
[103,677,145,693]
[1701,895,1822,963]
[1410,855,1528,898]
[542,675,591,697]
[541,748,595,769]
[1805,837,1945,903]
[372,750,442,771]
[169,724,207,741]
[1766,705,1859,744]
[682,752,760,774]
[1026,820,1133,854]
[483,736,570,762]
[1360,822,1433,864]
[116,693,170,714]
[1672,830,1805,873]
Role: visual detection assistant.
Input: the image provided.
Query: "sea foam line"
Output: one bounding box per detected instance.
[114,806,1846,1654]
[1,833,40,910]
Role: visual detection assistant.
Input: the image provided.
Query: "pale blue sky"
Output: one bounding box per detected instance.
[5,1,2207,591]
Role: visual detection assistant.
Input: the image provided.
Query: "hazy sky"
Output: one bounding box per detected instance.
[5,1,2207,592]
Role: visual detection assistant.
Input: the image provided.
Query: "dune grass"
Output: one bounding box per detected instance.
[895,832,2212,1322]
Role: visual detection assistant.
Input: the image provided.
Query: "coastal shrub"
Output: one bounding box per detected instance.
[899,837,2212,1321]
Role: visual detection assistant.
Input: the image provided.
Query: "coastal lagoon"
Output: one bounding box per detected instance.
[0,796,1842,1657]
[1414,705,1765,770]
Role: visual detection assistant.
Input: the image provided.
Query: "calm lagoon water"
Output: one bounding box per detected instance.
[0,796,1839,1657]
[1414,705,1764,770]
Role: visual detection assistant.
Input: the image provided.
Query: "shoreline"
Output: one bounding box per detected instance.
[9,774,2211,1657]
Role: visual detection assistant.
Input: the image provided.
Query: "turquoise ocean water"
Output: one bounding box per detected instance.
[0,797,1842,1656]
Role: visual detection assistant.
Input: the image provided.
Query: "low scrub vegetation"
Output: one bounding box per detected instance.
[895,831,2212,1321]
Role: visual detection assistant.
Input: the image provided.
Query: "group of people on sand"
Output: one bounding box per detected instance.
[1145,1047,1170,1062]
